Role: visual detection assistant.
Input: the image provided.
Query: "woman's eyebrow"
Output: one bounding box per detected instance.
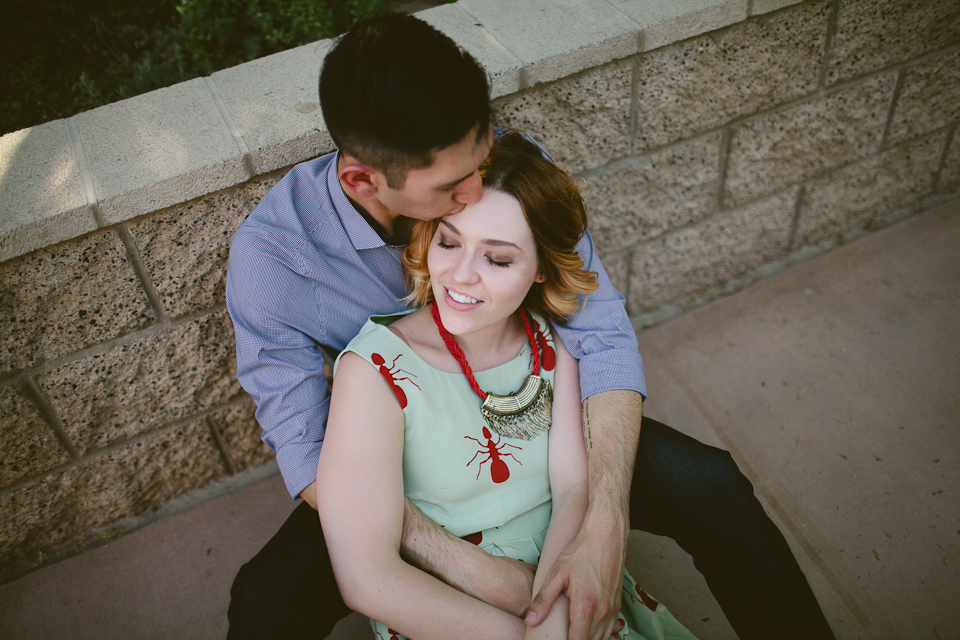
[440,219,520,249]
[440,219,460,234]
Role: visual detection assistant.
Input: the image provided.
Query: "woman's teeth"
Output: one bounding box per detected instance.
[449,290,479,304]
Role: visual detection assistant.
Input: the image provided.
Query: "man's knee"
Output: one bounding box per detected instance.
[633,420,759,526]
[692,447,754,502]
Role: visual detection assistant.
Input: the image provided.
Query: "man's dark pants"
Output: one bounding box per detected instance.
[226,417,835,640]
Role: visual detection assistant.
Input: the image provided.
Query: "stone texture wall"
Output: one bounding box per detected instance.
[1,0,959,582]
[0,176,280,581]
[495,0,960,324]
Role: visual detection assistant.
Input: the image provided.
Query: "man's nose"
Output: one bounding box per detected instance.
[453,171,483,204]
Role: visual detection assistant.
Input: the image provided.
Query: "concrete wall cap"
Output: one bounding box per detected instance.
[419,3,525,98]
[71,78,250,227]
[459,0,640,88]
[749,0,808,16]
[608,0,749,51]
[0,0,821,263]
[211,41,336,176]
[0,120,96,263]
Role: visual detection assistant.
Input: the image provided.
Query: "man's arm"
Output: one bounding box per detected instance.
[226,225,331,502]
[526,390,642,640]
[526,229,646,640]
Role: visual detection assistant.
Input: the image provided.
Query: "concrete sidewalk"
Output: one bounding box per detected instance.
[1,200,958,640]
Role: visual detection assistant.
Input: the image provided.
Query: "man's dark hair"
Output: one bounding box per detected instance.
[319,13,491,189]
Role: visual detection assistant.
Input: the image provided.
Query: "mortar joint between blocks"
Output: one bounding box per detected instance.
[66,118,105,228]
[817,0,841,90]
[204,76,257,179]
[788,184,807,251]
[20,374,80,460]
[206,414,238,476]
[628,56,642,155]
[115,226,167,323]
[879,66,906,152]
[716,127,734,212]
[932,122,958,194]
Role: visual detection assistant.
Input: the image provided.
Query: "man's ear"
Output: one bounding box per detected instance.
[338,160,384,199]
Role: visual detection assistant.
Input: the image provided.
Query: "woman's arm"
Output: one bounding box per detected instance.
[316,352,528,640]
[524,338,590,640]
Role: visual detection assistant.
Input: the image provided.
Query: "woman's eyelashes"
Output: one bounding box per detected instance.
[435,236,513,268]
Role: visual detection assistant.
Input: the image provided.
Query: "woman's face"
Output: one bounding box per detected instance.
[428,188,543,338]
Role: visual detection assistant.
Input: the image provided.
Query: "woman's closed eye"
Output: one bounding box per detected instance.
[486,255,512,268]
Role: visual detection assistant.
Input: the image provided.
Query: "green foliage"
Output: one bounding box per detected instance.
[1,0,392,136]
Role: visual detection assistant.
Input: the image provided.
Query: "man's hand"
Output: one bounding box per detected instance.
[299,480,318,510]
[525,517,627,640]
[474,554,538,617]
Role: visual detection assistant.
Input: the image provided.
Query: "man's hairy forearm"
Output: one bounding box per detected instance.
[581,389,643,529]
[400,497,535,617]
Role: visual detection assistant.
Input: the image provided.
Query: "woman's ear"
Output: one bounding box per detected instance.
[534,270,547,284]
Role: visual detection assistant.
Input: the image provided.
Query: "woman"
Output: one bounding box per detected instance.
[316,132,696,640]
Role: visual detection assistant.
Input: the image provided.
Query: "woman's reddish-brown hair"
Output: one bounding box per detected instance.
[402,130,598,321]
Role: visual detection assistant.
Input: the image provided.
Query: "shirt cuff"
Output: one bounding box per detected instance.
[576,348,647,402]
[276,441,323,500]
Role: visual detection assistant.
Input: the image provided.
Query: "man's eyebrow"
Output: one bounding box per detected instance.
[440,220,520,249]
[438,170,476,189]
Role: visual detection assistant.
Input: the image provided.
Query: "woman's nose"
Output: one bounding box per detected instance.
[453,171,483,204]
[452,253,480,284]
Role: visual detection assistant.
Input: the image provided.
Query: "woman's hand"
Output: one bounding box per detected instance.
[400,496,537,617]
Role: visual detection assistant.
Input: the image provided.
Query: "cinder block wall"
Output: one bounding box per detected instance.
[1,0,959,581]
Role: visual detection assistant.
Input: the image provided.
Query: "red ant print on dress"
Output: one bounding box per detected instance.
[528,321,556,372]
[375,628,404,640]
[465,426,522,483]
[461,531,483,545]
[371,353,420,409]
[635,584,659,612]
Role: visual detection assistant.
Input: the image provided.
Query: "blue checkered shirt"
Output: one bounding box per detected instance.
[226,150,646,500]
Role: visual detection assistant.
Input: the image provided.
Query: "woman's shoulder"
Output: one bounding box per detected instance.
[336,307,449,371]
[336,312,412,370]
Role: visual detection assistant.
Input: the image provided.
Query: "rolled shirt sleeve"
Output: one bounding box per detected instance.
[554,229,647,402]
[226,222,332,500]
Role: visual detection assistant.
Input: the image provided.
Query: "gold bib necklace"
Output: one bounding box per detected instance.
[431,301,552,441]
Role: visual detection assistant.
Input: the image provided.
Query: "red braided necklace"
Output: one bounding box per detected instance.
[431,301,540,399]
[431,301,552,440]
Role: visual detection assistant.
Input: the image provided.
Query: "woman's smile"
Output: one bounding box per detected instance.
[446,288,481,306]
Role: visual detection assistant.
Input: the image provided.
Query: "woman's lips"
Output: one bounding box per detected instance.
[444,287,482,311]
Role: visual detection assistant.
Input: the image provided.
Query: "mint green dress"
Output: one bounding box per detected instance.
[336,311,697,640]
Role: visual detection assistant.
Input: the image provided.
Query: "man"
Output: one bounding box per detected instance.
[225,13,834,640]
